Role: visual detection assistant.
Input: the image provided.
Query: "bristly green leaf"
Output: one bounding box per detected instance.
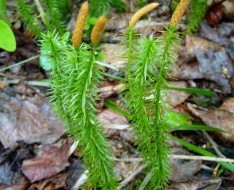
[172,136,234,172]
[40,32,70,70]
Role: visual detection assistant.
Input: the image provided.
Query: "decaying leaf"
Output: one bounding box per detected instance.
[187,103,234,142]
[169,178,222,190]
[175,36,234,94]
[22,144,70,183]
[28,173,68,190]
[98,108,129,129]
[0,91,64,148]
[170,149,202,183]
[166,81,190,108]
[0,144,33,187]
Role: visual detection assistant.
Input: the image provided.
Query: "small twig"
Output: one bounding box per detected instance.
[201,164,214,172]
[203,131,225,158]
[68,141,79,157]
[71,170,89,190]
[0,55,39,72]
[213,163,220,176]
[26,80,50,87]
[95,61,120,70]
[114,155,234,163]
[33,0,46,25]
[170,155,234,163]
[138,172,153,190]
[118,164,147,190]
[113,157,142,162]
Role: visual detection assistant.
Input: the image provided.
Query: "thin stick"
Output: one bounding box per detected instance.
[68,141,79,157]
[118,164,147,190]
[138,172,152,190]
[170,155,234,163]
[33,0,46,25]
[0,55,39,72]
[95,61,120,70]
[114,155,234,163]
[71,170,88,190]
[113,157,142,162]
[203,131,225,158]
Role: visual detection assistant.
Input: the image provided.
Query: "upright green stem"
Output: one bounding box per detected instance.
[155,28,175,123]
[81,47,95,122]
[127,28,133,84]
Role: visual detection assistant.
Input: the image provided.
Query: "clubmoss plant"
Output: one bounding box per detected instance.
[124,1,190,189]
[40,2,117,189]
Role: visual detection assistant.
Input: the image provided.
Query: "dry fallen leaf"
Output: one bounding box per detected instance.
[103,43,125,68]
[175,36,234,94]
[0,92,64,148]
[166,81,190,108]
[98,108,129,129]
[22,144,70,183]
[187,103,234,142]
[28,173,68,190]
[220,97,234,114]
[170,149,202,183]
[169,178,222,190]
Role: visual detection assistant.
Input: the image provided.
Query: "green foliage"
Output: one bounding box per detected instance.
[167,86,214,97]
[170,0,180,13]
[84,0,124,38]
[90,0,125,17]
[0,20,16,52]
[0,0,10,25]
[17,0,43,37]
[42,0,70,35]
[187,0,207,33]
[40,32,69,70]
[135,0,147,8]
[17,0,71,38]
[40,32,117,189]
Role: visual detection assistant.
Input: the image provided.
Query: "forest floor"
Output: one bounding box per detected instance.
[0,0,234,189]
